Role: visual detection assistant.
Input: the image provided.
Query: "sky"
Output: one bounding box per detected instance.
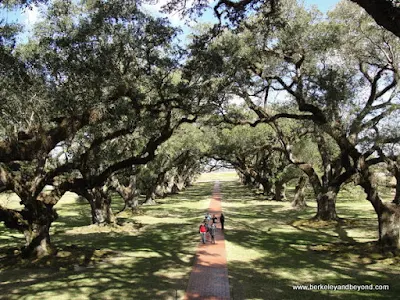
[303,0,340,13]
[0,3,41,38]
[1,0,341,39]
[141,0,341,38]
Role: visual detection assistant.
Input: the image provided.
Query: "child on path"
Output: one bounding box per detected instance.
[220,213,225,230]
[199,222,207,244]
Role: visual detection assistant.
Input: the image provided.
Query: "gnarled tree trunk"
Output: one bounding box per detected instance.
[350,0,400,39]
[357,167,400,251]
[292,176,308,209]
[298,163,339,221]
[85,187,114,225]
[0,206,52,258]
[274,181,287,201]
[176,175,186,191]
[259,179,274,198]
[240,172,254,186]
[392,166,400,205]
[164,177,176,195]
[110,175,139,212]
[380,203,400,250]
[314,187,339,221]
[171,183,180,194]
[155,184,166,197]
[144,191,156,205]
[20,199,58,258]
[23,221,53,258]
[125,195,139,211]
[394,183,400,205]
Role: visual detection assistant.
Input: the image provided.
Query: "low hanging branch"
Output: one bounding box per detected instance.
[350,0,400,38]
[0,206,29,232]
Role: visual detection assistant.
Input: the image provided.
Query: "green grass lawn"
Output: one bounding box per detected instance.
[0,182,213,300]
[221,181,399,300]
[0,172,398,300]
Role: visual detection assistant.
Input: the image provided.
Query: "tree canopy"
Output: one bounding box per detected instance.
[1,0,400,256]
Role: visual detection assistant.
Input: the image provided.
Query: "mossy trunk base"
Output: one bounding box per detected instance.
[292,176,307,209]
[314,191,338,221]
[380,203,400,251]
[23,224,53,258]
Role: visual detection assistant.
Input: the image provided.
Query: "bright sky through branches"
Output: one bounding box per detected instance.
[2,0,340,42]
[141,0,340,44]
[304,0,339,13]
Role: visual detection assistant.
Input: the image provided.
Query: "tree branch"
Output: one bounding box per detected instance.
[351,0,400,39]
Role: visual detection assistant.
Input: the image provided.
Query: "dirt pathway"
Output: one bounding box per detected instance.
[184,181,230,300]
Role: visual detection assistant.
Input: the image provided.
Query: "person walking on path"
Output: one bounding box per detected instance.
[199,222,207,244]
[209,223,216,244]
[205,212,211,223]
[205,221,211,242]
[220,213,225,230]
[211,214,218,224]
[185,182,230,300]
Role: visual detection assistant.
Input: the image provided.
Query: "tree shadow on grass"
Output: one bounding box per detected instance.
[0,182,217,300]
[225,228,398,300]
[0,222,202,300]
[156,182,215,203]
[220,180,399,300]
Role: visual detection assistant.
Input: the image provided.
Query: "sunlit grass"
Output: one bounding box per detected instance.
[0,192,23,210]
[196,170,239,182]
[221,181,398,300]
[0,182,215,300]
[0,178,398,299]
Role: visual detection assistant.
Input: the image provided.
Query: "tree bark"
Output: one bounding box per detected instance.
[171,183,180,194]
[110,175,139,212]
[274,181,287,201]
[357,167,400,250]
[296,163,339,220]
[292,176,308,209]
[176,175,186,191]
[0,182,63,258]
[155,184,166,197]
[20,200,58,258]
[85,188,114,225]
[380,203,400,250]
[144,192,156,205]
[23,222,53,258]
[240,172,254,186]
[119,195,138,212]
[259,179,274,198]
[350,0,400,39]
[163,177,175,195]
[314,188,339,221]
[394,183,400,205]
[392,167,400,205]
[0,207,48,257]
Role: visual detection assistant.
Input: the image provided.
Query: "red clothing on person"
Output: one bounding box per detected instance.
[199,224,207,233]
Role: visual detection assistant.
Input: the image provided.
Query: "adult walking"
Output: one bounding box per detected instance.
[211,214,218,224]
[220,213,225,230]
[210,223,216,244]
[185,181,231,299]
